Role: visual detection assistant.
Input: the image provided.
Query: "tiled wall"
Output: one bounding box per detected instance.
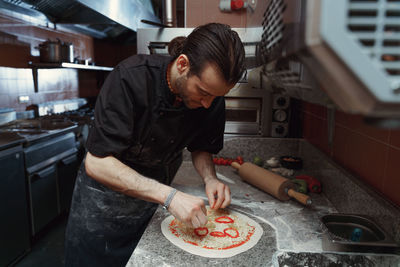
[301,101,400,208]
[0,11,95,111]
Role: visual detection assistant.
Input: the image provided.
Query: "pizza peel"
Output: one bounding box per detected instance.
[231,161,312,206]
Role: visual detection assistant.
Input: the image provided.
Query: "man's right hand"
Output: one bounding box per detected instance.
[168,191,208,228]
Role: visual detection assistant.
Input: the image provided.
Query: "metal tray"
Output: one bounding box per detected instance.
[320,214,400,254]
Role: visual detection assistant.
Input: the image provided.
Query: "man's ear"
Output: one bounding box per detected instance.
[176,54,190,74]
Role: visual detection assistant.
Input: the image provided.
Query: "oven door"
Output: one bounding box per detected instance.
[224,86,272,136]
[225,98,261,135]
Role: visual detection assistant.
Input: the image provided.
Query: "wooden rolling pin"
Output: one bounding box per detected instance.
[231,161,312,206]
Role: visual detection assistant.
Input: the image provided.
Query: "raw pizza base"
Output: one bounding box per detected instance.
[161,207,263,258]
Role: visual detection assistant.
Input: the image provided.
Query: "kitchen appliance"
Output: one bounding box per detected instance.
[0,0,160,40]
[231,161,311,205]
[61,41,74,63]
[0,142,30,266]
[25,131,77,235]
[271,94,290,137]
[37,40,62,63]
[257,0,400,120]
[0,116,79,236]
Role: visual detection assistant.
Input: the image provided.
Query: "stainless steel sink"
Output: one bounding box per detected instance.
[321,214,400,254]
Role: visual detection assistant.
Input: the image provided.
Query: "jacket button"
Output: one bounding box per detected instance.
[151,137,155,142]
[159,111,164,116]
[170,139,175,144]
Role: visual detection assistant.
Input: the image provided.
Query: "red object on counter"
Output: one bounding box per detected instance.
[213,156,243,166]
[295,175,322,193]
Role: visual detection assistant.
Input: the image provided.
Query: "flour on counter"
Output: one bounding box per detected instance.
[216,172,235,184]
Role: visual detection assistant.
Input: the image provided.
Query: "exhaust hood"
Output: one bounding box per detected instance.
[0,0,161,40]
[258,0,400,120]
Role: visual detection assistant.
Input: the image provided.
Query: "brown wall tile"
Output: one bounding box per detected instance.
[186,0,247,27]
[337,112,390,143]
[332,125,349,168]
[389,130,400,149]
[302,100,400,207]
[383,147,400,206]
[303,101,327,119]
[302,111,331,155]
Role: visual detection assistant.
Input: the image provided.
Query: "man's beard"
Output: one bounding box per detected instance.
[175,75,192,108]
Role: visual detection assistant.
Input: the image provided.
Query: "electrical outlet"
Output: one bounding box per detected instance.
[18,95,29,103]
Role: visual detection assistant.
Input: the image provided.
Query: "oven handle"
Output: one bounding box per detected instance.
[60,154,77,166]
[31,165,56,183]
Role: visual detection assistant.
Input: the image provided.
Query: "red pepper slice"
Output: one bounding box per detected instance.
[210,231,226,237]
[224,227,239,238]
[194,227,208,237]
[215,216,234,224]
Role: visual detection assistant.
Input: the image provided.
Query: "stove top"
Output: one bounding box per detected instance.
[0,117,77,143]
[0,101,94,147]
[41,107,94,125]
[0,132,26,150]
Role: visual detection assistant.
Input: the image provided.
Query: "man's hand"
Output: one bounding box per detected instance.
[191,151,232,210]
[168,191,208,228]
[204,178,231,209]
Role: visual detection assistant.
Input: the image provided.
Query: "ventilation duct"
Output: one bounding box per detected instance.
[0,0,161,40]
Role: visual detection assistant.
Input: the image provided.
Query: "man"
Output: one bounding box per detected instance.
[65,23,245,266]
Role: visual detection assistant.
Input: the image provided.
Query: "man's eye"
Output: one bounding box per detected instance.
[199,89,208,96]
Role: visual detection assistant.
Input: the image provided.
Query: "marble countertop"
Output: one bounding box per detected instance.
[126,161,400,266]
[126,137,400,266]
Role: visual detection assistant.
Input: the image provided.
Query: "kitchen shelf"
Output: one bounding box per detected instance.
[28,62,113,71]
[28,62,113,92]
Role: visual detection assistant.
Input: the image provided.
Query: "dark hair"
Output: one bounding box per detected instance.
[168,23,245,85]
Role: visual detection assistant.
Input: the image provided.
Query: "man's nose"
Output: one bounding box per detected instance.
[201,96,215,109]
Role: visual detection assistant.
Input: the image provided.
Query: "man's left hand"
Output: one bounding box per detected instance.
[204,178,231,209]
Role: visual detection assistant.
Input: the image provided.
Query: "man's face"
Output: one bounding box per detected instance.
[175,62,233,109]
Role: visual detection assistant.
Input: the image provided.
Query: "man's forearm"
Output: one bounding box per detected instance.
[85,152,171,205]
[85,151,209,228]
[191,151,218,183]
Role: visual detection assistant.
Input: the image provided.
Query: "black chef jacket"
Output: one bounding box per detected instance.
[65,54,226,267]
[86,54,225,183]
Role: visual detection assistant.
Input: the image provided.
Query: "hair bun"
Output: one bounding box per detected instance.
[168,36,186,58]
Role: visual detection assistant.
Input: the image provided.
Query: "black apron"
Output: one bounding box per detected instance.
[64,105,195,267]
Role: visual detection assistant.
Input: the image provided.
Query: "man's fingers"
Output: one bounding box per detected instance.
[206,191,215,209]
[201,204,207,217]
[221,186,231,208]
[197,211,208,226]
[213,185,225,209]
[191,216,201,228]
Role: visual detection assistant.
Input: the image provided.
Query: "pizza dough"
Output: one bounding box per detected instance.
[161,207,263,258]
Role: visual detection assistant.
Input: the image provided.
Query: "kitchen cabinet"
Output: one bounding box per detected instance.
[0,145,30,266]
[24,132,78,236]
[28,164,59,236]
[57,152,79,212]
